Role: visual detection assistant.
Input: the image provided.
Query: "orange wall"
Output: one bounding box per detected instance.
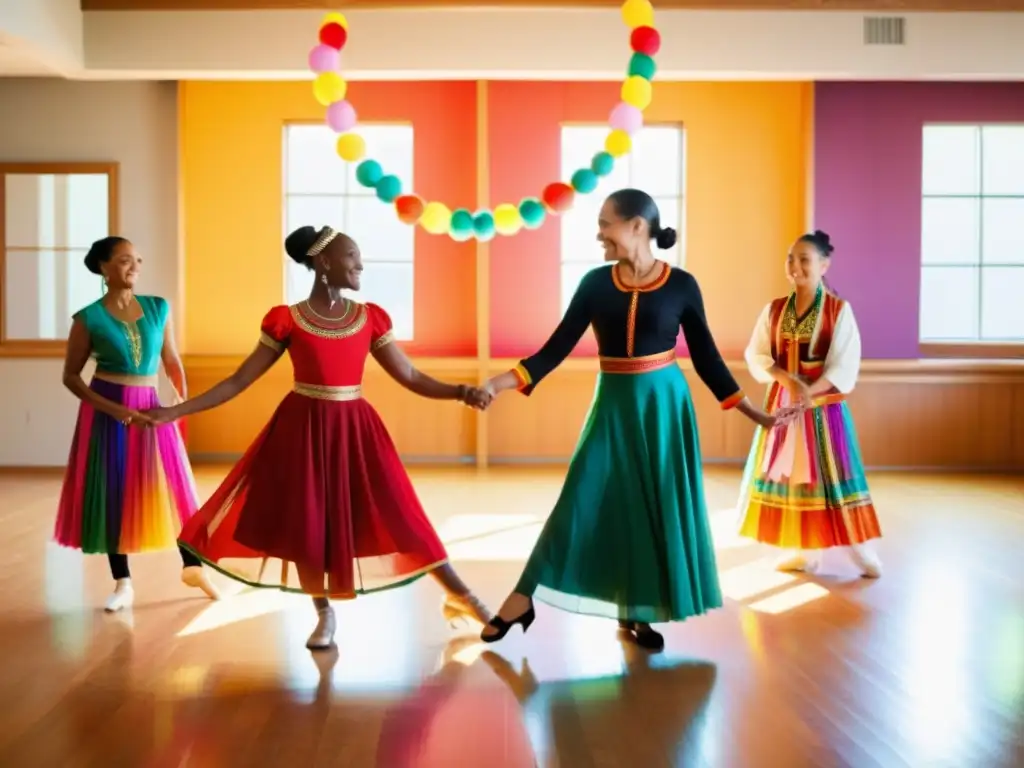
[179,80,477,357]
[488,81,811,358]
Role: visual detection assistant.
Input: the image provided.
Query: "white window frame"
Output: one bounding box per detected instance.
[282,123,415,341]
[558,124,686,314]
[920,123,1024,345]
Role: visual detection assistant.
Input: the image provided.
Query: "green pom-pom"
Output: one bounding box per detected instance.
[473,210,496,241]
[450,208,474,240]
[375,174,402,203]
[591,152,615,177]
[355,160,383,187]
[571,168,599,194]
[519,198,545,229]
[628,52,656,81]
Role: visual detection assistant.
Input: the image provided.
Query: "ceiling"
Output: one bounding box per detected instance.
[78,0,1024,10]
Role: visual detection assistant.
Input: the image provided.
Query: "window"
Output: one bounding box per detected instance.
[920,125,1024,343]
[1,163,117,355]
[283,124,415,340]
[559,125,686,312]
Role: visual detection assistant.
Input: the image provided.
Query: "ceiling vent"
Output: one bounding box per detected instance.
[864,16,906,46]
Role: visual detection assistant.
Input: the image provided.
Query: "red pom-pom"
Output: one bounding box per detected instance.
[630,26,661,56]
[319,22,348,50]
[395,194,425,224]
[542,182,575,214]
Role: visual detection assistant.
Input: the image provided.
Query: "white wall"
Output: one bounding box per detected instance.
[0,79,178,466]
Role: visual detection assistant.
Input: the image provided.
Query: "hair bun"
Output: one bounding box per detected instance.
[285,226,320,264]
[654,226,677,250]
[813,229,835,254]
[83,248,102,275]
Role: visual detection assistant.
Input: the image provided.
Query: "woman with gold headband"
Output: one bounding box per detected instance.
[145,225,493,650]
[479,189,787,652]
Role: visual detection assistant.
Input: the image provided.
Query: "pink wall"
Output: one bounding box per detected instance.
[814,82,1024,358]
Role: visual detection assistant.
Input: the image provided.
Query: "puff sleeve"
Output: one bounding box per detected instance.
[744,303,776,385]
[821,302,862,395]
[367,303,395,352]
[259,305,293,353]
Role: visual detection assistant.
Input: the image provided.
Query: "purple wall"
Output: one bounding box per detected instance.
[813,82,1024,358]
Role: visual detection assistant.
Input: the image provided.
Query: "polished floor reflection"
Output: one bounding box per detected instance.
[0,467,1022,767]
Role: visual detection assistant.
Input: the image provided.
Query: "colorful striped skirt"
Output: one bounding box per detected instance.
[737,382,881,549]
[54,374,199,554]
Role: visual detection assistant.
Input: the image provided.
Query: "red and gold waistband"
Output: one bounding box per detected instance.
[599,349,676,374]
[293,382,363,401]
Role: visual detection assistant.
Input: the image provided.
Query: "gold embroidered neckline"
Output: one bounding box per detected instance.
[612,261,670,294]
[781,288,822,338]
[291,300,367,340]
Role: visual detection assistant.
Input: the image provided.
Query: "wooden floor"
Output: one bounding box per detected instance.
[0,467,1022,768]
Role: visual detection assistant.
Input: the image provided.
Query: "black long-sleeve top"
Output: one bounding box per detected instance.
[511,262,744,409]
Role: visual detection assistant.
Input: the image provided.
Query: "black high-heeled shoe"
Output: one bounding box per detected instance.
[480,600,535,643]
[617,620,665,652]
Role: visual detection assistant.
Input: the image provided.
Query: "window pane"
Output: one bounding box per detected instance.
[631,126,683,197]
[561,262,600,315]
[2,249,95,340]
[345,197,413,263]
[981,266,1024,340]
[65,249,100,325]
[357,262,414,341]
[285,259,315,306]
[981,198,1024,265]
[922,126,980,196]
[5,175,56,248]
[921,198,980,266]
[65,175,109,248]
[285,125,348,195]
[285,195,344,236]
[560,194,603,264]
[561,126,608,177]
[344,125,414,195]
[919,266,979,341]
[981,125,1024,196]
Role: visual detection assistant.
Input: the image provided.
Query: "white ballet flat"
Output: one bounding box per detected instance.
[306,606,337,650]
[104,579,135,612]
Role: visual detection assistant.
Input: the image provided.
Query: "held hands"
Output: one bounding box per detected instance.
[458,380,500,411]
[787,373,814,410]
[111,405,154,428]
[140,405,182,425]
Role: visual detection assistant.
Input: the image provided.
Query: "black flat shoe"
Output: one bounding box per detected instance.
[481,601,535,644]
[618,620,665,652]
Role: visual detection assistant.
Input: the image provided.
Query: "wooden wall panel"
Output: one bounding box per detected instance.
[184,357,1024,471]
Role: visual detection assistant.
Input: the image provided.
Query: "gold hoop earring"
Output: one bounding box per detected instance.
[320,273,328,286]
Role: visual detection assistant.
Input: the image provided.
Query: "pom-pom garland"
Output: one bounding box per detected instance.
[308,2,661,239]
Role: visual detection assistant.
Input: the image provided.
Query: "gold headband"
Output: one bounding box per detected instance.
[307,227,340,257]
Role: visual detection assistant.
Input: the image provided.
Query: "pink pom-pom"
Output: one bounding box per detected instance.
[326,100,358,133]
[308,44,340,74]
[608,102,644,134]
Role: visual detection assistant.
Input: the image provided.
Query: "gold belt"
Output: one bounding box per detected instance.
[599,350,677,374]
[93,371,159,387]
[293,382,363,401]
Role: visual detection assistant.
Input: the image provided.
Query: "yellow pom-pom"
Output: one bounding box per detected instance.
[321,12,348,30]
[313,72,347,106]
[620,75,653,110]
[420,202,452,235]
[621,0,654,29]
[605,129,632,158]
[336,133,366,162]
[493,203,523,236]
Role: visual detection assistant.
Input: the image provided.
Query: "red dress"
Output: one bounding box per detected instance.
[178,300,449,598]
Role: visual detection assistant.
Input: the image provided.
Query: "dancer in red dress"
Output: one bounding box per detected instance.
[146,225,492,650]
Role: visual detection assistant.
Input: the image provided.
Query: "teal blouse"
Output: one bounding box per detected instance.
[74,295,169,377]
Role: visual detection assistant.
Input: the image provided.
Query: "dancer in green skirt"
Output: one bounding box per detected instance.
[479,189,785,651]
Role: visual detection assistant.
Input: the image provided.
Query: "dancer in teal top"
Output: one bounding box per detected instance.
[55,236,219,612]
[479,190,787,652]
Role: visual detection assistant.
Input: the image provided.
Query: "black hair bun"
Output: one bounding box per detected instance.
[83,246,103,275]
[813,229,835,254]
[654,226,677,250]
[285,226,319,264]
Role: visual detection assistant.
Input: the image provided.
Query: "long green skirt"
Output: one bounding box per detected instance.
[517,364,723,624]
